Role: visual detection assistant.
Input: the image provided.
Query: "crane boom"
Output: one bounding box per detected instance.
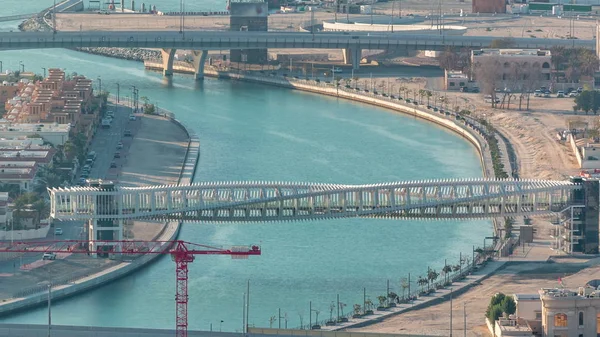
[0,239,260,337]
[0,240,261,256]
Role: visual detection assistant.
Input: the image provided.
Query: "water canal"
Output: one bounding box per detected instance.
[0,3,491,330]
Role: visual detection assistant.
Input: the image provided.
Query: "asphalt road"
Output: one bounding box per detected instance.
[86,102,137,182]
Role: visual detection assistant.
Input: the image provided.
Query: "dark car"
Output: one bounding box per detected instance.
[110,161,117,168]
[124,130,132,137]
[114,152,121,158]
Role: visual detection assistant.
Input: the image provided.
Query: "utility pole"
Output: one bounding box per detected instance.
[53,0,57,35]
[242,293,246,334]
[463,302,466,337]
[449,288,453,337]
[246,280,250,333]
[116,83,120,104]
[334,0,337,22]
[337,294,340,322]
[47,284,52,337]
[309,301,312,329]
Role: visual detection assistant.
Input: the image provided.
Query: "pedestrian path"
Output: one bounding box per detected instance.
[320,260,506,331]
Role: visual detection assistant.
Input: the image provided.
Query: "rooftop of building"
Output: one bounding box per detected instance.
[497,317,533,333]
[539,286,600,299]
[472,49,551,57]
[514,294,540,301]
[446,70,469,79]
[0,123,70,133]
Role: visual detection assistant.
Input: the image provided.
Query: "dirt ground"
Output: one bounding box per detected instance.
[350,258,600,336]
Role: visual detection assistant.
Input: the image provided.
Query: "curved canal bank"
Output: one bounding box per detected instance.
[0,113,200,316]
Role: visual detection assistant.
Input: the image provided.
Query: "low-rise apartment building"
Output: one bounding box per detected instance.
[470,49,552,91]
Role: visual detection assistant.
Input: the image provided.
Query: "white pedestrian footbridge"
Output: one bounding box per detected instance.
[49,178,581,222]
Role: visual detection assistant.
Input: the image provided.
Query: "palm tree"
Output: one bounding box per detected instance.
[400,278,409,299]
[12,196,27,230]
[417,276,427,293]
[426,90,433,106]
[442,264,453,284]
[427,269,439,290]
[32,199,48,229]
[364,299,373,313]
[387,291,397,305]
[377,295,387,309]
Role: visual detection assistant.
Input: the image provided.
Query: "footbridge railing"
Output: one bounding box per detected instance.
[49,179,581,222]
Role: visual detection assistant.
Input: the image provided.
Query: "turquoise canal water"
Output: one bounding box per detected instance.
[0,49,492,331]
[0,2,492,327]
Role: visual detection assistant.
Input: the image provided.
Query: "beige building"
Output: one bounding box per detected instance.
[510,288,600,337]
[470,49,552,91]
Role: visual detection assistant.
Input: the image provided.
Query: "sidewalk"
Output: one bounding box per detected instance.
[321,260,506,331]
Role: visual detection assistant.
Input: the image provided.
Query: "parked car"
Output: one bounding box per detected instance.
[54,228,63,235]
[534,90,542,97]
[543,91,551,98]
[42,252,56,260]
[124,130,132,137]
[114,152,121,158]
[129,114,136,121]
[557,91,565,98]
[110,161,117,168]
[569,92,579,97]
[117,142,123,149]
[332,67,343,73]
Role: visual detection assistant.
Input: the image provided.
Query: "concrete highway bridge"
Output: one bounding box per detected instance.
[0,30,594,78]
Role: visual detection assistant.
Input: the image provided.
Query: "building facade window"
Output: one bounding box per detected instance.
[579,312,584,326]
[554,313,568,327]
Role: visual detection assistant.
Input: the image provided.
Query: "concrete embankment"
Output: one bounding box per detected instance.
[0,114,200,316]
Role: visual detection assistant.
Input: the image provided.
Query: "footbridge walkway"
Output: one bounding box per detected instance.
[49,178,580,222]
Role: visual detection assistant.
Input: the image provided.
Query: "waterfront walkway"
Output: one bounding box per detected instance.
[316,260,506,331]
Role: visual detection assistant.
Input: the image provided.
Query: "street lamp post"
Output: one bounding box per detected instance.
[97,77,102,96]
[116,83,120,104]
[1,61,4,73]
[48,284,52,337]
[219,320,224,332]
[19,61,24,73]
[53,0,57,34]
[42,67,47,78]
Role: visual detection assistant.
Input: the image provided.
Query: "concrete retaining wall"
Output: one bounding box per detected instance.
[0,226,49,241]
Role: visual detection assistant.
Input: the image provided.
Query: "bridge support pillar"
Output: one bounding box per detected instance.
[161,48,177,77]
[191,50,209,80]
[342,48,361,71]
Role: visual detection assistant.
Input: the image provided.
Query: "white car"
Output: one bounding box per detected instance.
[42,252,56,260]
[129,114,136,121]
[332,67,343,73]
[54,228,63,235]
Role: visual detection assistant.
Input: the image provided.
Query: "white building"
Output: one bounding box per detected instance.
[0,123,71,146]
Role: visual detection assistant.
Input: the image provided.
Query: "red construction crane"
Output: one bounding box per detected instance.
[0,239,261,337]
